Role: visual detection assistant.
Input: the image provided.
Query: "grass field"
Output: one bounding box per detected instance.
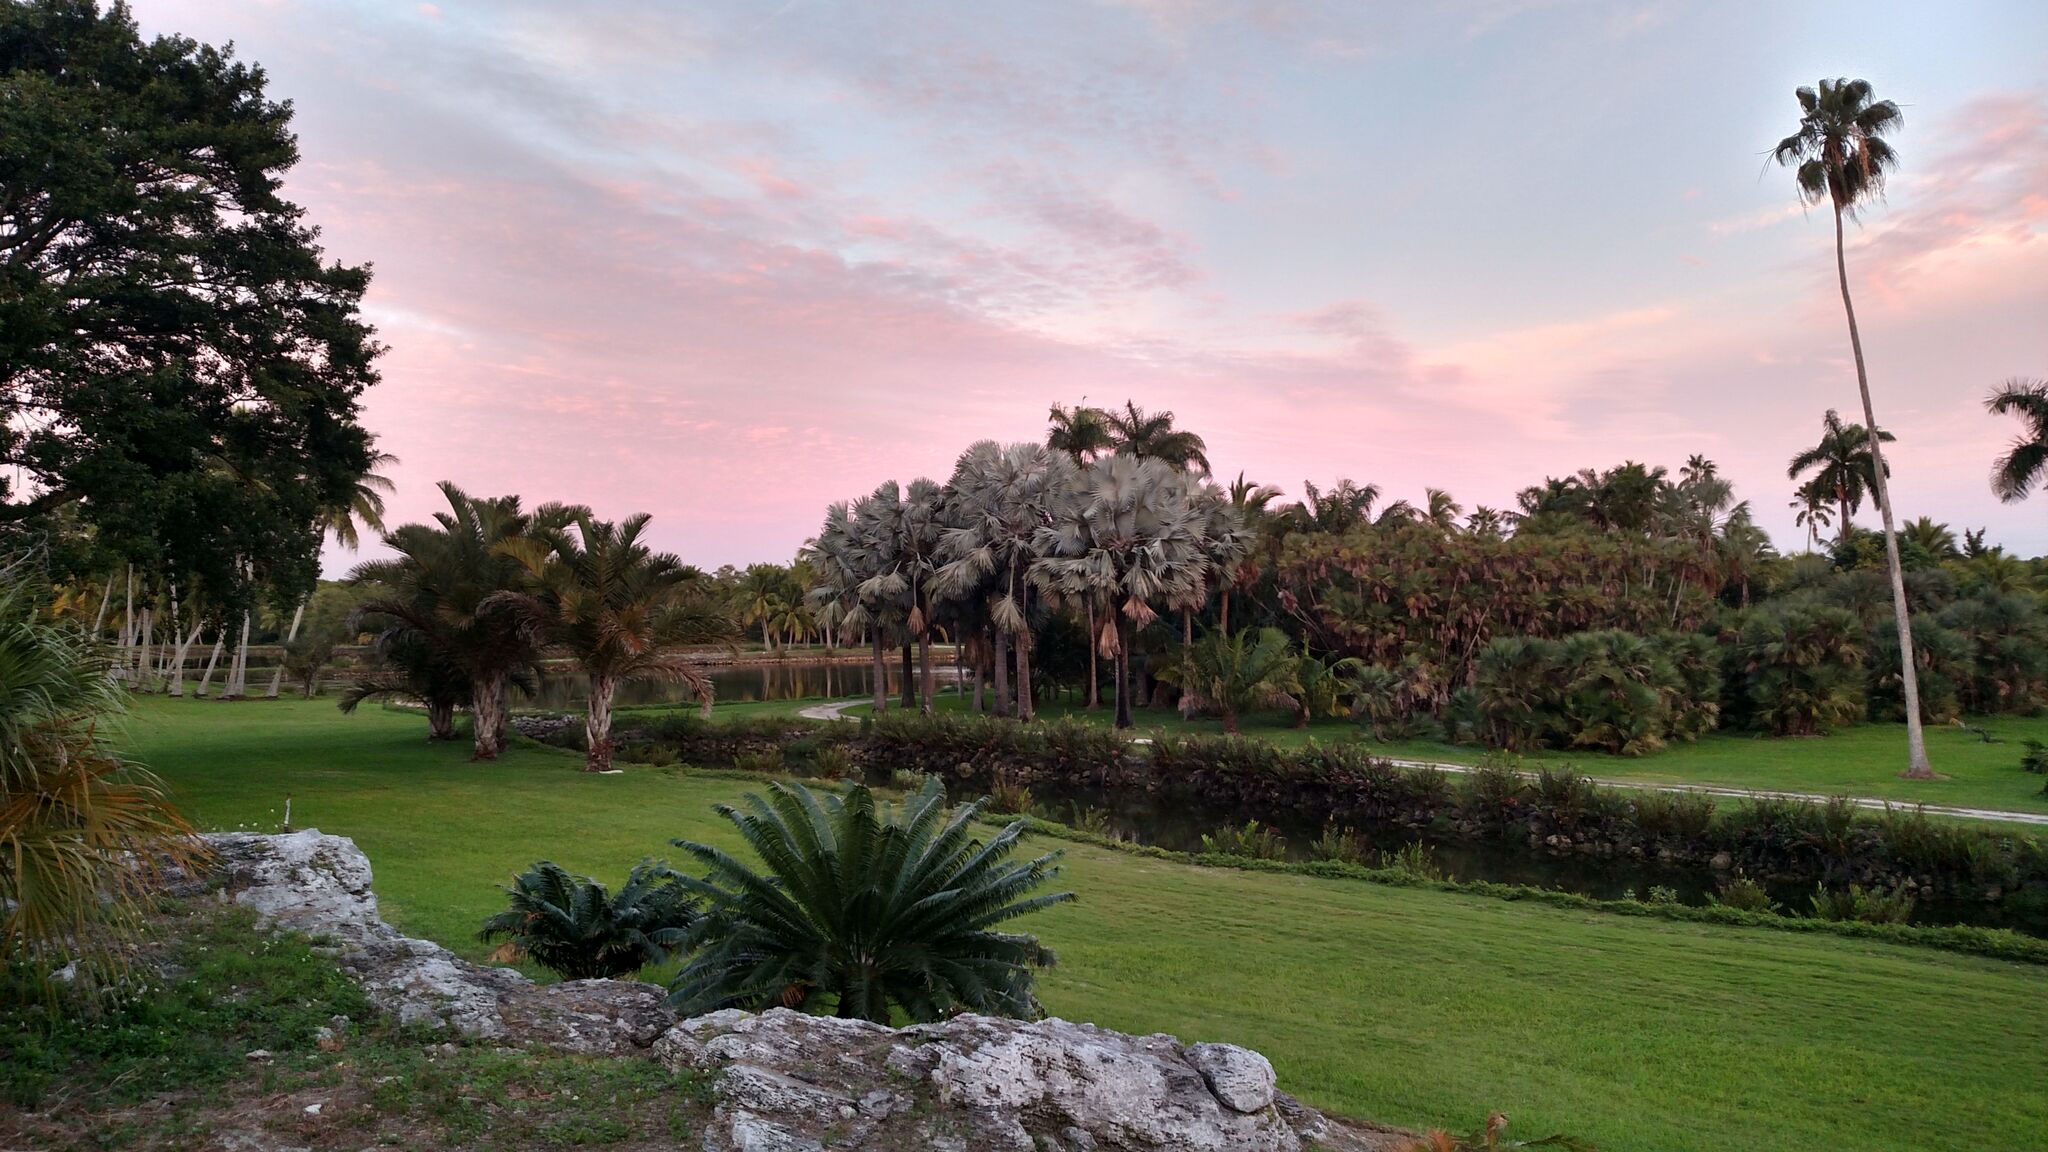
[829,692,2048,814]
[121,696,2048,1152]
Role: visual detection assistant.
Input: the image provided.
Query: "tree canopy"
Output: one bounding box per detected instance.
[0,0,379,605]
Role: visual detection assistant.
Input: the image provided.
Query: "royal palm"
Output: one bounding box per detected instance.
[1774,77,1930,776]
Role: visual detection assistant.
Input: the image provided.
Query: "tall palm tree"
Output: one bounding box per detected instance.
[1774,76,1929,776]
[1032,455,1210,728]
[494,511,734,771]
[1786,409,1893,546]
[936,441,1079,721]
[734,563,792,653]
[1423,488,1464,533]
[350,483,542,759]
[1104,401,1211,473]
[1789,487,1834,552]
[1986,378,2048,504]
[1046,403,1114,462]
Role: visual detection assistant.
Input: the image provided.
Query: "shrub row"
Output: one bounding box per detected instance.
[579,710,2048,906]
[1002,814,2048,967]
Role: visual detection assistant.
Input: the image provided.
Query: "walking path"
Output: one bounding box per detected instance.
[789,700,2048,826]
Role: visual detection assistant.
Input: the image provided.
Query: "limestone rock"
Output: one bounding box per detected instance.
[658,1007,1405,1152]
[202,830,672,1053]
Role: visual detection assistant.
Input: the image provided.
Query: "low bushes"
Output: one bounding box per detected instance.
[594,709,2048,910]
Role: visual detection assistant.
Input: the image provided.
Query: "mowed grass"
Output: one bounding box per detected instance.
[843,692,2048,813]
[121,696,2048,1152]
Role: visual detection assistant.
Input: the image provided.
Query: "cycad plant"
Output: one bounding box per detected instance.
[0,573,201,987]
[666,778,1072,1023]
[477,859,696,980]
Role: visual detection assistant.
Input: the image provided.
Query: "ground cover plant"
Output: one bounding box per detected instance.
[112,696,2048,1152]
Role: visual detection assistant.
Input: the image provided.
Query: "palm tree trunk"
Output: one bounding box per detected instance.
[1835,203,1932,777]
[1016,630,1033,721]
[1113,614,1133,730]
[1085,599,1100,709]
[224,610,250,699]
[870,628,887,713]
[993,628,1011,718]
[427,701,456,741]
[899,643,915,710]
[472,671,507,759]
[584,673,616,771]
[918,629,934,715]
[1838,491,1852,548]
[168,622,203,697]
[196,630,224,698]
[91,572,115,636]
[1178,608,1194,720]
[267,599,305,699]
[1219,588,1230,635]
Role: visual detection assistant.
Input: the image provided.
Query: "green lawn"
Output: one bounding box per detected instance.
[838,693,2048,814]
[121,696,2048,1152]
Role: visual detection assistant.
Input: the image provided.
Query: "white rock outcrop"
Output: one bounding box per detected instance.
[201,830,673,1053]
[199,831,1404,1151]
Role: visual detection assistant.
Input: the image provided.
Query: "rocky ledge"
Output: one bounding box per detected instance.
[200,830,1404,1151]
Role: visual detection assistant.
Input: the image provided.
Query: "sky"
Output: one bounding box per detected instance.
[131,0,2048,572]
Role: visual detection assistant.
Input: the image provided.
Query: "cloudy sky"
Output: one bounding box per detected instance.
[134,0,2048,570]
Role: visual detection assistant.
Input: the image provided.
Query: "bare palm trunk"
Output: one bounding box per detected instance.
[168,622,203,697]
[899,643,915,710]
[472,671,507,759]
[1219,588,1231,635]
[584,674,616,771]
[223,611,250,699]
[1113,613,1133,730]
[1016,630,1034,721]
[266,600,305,699]
[1178,608,1194,721]
[972,646,985,713]
[870,628,887,713]
[427,701,457,741]
[918,630,934,716]
[91,572,115,636]
[1835,204,1931,777]
[1084,599,1100,709]
[993,628,1011,718]
[196,630,224,698]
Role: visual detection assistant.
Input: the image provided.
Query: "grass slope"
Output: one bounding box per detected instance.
[122,696,2048,1152]
[841,693,2048,814]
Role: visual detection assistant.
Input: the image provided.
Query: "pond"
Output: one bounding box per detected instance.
[519,659,958,708]
[1023,780,2048,939]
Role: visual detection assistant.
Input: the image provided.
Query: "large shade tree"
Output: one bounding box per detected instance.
[1773,77,1931,777]
[0,1,379,597]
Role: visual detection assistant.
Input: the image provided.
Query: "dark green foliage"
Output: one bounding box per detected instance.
[1310,822,1371,864]
[1711,871,1778,913]
[1866,616,1968,723]
[477,860,696,980]
[1200,820,1288,859]
[1729,603,1865,736]
[1471,631,1697,754]
[2025,740,2048,775]
[1809,883,1915,925]
[858,710,1138,790]
[667,778,1072,1022]
[0,0,378,594]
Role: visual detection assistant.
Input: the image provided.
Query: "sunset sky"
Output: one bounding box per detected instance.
[133,0,2048,571]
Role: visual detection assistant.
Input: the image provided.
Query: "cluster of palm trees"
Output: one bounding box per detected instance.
[806,403,1244,729]
[346,483,733,770]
